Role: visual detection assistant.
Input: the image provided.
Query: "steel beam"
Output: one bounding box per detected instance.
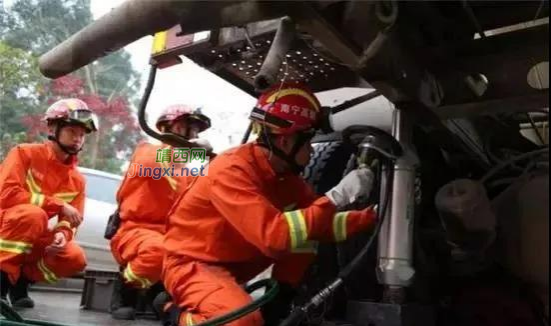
[38,0,288,78]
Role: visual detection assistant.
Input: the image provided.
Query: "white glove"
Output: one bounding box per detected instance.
[325,167,374,209]
[189,138,213,153]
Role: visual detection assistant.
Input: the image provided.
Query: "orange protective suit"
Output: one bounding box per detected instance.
[110,142,190,288]
[0,141,86,285]
[162,142,377,326]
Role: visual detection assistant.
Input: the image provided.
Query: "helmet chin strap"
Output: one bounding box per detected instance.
[258,132,311,175]
[49,123,82,156]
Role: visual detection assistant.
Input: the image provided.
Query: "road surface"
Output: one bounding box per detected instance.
[16,290,158,326]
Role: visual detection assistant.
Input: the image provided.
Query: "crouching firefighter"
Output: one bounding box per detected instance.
[159,83,378,326]
[0,99,98,308]
[106,104,212,320]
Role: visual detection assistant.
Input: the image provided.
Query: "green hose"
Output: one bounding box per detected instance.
[1,300,23,323]
[1,279,279,326]
[191,278,279,326]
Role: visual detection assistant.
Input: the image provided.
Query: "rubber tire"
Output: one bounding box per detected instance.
[302,133,355,194]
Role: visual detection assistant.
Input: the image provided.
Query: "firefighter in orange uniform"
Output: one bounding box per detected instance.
[108,104,212,320]
[160,83,377,326]
[0,98,99,308]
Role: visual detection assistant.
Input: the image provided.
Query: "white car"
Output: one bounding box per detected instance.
[37,167,121,292]
[74,167,122,272]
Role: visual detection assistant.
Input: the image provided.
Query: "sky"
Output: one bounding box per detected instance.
[90,0,256,153]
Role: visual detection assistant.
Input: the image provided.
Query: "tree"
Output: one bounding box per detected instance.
[0,41,45,160]
[3,0,141,101]
[0,0,143,172]
[0,42,41,93]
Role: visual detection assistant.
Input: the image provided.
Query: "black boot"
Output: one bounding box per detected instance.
[110,274,138,320]
[152,290,171,321]
[1,271,12,303]
[144,282,165,319]
[153,294,184,326]
[8,276,34,309]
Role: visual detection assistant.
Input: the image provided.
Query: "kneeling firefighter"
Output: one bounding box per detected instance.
[0,99,98,308]
[107,104,212,320]
[160,83,378,326]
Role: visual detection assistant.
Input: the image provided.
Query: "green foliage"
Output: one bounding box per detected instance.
[0,42,41,94]
[0,0,143,173]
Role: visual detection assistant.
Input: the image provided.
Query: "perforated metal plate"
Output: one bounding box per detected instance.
[185,33,358,94]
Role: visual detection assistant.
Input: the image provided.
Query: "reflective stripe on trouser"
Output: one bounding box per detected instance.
[282,210,317,254]
[123,263,153,289]
[110,226,164,289]
[37,258,58,284]
[183,312,195,326]
[163,257,264,326]
[0,204,47,283]
[22,240,86,284]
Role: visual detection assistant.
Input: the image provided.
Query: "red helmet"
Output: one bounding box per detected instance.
[44,98,98,133]
[156,104,211,132]
[250,82,321,135]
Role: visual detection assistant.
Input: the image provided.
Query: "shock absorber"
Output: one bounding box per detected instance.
[377,108,419,303]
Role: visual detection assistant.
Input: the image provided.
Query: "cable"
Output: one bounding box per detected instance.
[448,120,486,156]
[138,65,199,148]
[462,0,486,38]
[241,122,253,144]
[339,166,393,279]
[481,148,549,183]
[526,113,545,145]
[1,300,24,322]
[137,65,158,140]
[279,163,394,326]
[483,134,524,172]
[190,279,279,326]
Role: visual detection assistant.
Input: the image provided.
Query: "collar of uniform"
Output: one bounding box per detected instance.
[45,140,79,167]
[250,142,277,182]
[250,142,294,182]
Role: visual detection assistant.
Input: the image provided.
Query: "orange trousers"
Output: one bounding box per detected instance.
[110,224,164,289]
[0,204,86,285]
[162,253,315,326]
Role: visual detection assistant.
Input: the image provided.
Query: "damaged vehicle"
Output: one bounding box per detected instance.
[27,1,551,326]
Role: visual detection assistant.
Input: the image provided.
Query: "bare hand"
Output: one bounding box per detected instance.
[46,232,67,256]
[61,203,82,227]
